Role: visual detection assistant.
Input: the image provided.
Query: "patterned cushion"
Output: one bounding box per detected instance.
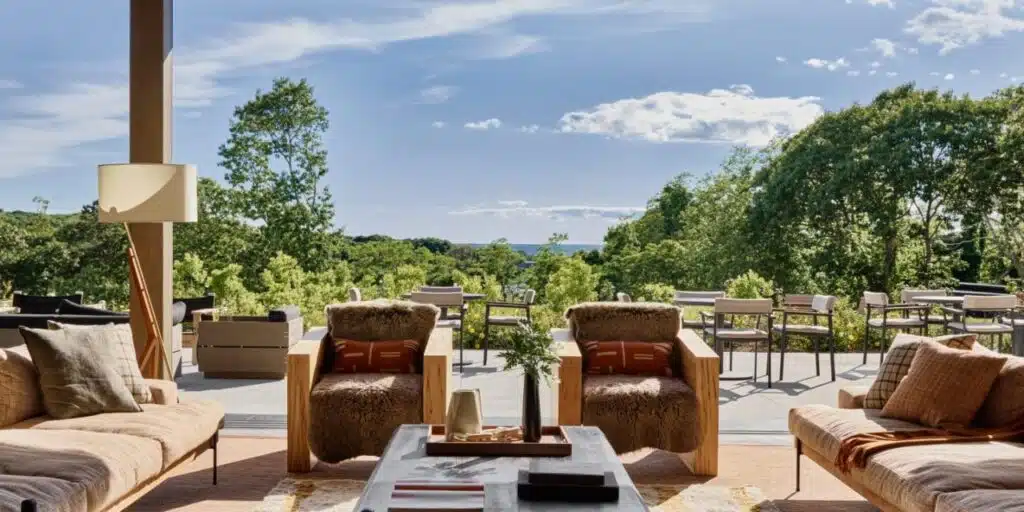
[0,349,43,427]
[18,326,142,419]
[48,322,152,404]
[581,341,673,376]
[881,341,1006,427]
[975,354,1024,427]
[332,339,420,373]
[863,333,976,409]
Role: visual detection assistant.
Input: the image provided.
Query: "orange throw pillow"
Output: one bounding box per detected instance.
[332,339,420,374]
[581,341,673,376]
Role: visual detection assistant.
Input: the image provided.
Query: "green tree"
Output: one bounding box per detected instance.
[474,239,525,298]
[218,77,336,272]
[545,257,598,312]
[172,253,209,298]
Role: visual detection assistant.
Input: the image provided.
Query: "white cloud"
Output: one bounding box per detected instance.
[869,0,895,6]
[1001,72,1010,78]
[0,80,22,89]
[470,33,547,60]
[906,46,920,54]
[970,68,982,74]
[906,0,1024,55]
[776,56,788,63]
[418,85,458,104]
[871,38,899,57]
[869,69,878,76]
[847,70,862,76]
[945,73,955,80]
[432,121,446,128]
[887,71,900,77]
[870,61,883,68]
[450,203,645,220]
[930,71,941,76]
[520,124,541,134]
[805,57,850,71]
[557,84,823,147]
[0,0,714,178]
[465,118,502,130]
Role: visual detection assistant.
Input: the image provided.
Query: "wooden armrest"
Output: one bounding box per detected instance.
[551,328,582,426]
[677,329,719,476]
[881,303,929,311]
[487,301,529,309]
[287,339,322,473]
[422,328,453,425]
[775,308,829,317]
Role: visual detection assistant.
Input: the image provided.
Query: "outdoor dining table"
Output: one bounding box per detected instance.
[401,292,486,301]
[672,297,717,307]
[908,295,965,306]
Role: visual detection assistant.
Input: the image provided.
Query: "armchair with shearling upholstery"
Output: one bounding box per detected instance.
[286,300,452,472]
[554,302,720,476]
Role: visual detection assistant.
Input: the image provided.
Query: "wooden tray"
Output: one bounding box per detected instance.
[426,425,572,457]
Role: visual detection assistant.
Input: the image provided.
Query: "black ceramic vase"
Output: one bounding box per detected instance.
[522,372,542,442]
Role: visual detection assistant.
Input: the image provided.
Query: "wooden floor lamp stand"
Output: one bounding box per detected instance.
[125,223,174,380]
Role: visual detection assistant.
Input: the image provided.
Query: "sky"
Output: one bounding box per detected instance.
[1,0,1023,244]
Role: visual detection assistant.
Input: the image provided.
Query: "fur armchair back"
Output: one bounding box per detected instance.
[566,302,681,342]
[326,300,440,342]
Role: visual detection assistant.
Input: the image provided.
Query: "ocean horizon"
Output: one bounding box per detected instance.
[466,243,601,256]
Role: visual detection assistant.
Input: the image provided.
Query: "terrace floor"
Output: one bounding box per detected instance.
[178,330,879,444]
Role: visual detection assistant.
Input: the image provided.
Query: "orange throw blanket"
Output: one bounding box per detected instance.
[836,419,1024,475]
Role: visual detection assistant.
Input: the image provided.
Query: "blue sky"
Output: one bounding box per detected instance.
[1,0,1023,243]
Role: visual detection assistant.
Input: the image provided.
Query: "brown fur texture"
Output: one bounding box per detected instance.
[308,373,422,463]
[582,375,699,454]
[566,302,681,343]
[326,300,439,343]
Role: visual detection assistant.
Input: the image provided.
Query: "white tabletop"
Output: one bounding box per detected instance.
[909,295,964,304]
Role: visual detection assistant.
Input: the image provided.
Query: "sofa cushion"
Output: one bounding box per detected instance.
[0,428,163,511]
[30,400,224,468]
[936,489,1024,512]
[56,299,124,317]
[858,442,1024,512]
[789,405,924,460]
[0,348,43,428]
[881,341,1005,427]
[863,333,977,409]
[582,375,699,454]
[566,302,681,343]
[838,385,869,410]
[0,474,88,512]
[47,322,152,405]
[308,373,422,463]
[976,354,1024,428]
[145,379,178,405]
[13,294,82,315]
[19,326,142,419]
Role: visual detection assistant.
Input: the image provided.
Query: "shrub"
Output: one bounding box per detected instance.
[726,270,774,299]
[545,257,598,312]
[637,283,675,303]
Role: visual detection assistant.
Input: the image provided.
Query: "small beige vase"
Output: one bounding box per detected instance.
[446,388,483,440]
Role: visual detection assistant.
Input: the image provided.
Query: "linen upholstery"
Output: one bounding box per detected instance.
[976,354,1024,427]
[0,474,87,512]
[881,341,1005,427]
[936,490,1024,512]
[0,348,43,428]
[863,333,976,409]
[0,428,163,511]
[145,378,178,405]
[47,322,152,404]
[30,400,225,468]
[789,405,925,460]
[838,386,869,410]
[18,326,141,419]
[308,373,422,462]
[581,374,699,454]
[565,302,681,343]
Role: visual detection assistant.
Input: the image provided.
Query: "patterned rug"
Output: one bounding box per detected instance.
[255,477,782,511]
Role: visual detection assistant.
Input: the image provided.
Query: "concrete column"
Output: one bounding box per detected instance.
[129,0,174,379]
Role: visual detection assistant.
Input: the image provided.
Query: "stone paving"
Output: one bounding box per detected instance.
[179,341,879,445]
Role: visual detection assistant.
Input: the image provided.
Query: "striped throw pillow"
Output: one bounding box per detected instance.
[332,339,421,374]
[581,341,674,377]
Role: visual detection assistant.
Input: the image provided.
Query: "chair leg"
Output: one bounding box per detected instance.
[753,339,759,384]
[729,341,734,371]
[829,334,836,382]
[779,331,786,382]
[482,321,489,366]
[813,337,821,377]
[210,431,219,485]
[880,326,887,365]
[795,439,802,493]
[766,334,773,388]
[458,324,465,371]
[862,322,870,365]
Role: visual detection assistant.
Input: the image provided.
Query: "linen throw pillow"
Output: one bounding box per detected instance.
[975,355,1024,427]
[332,339,421,373]
[881,341,1006,428]
[48,322,152,404]
[863,333,977,409]
[581,341,674,376]
[0,348,44,427]
[19,326,142,419]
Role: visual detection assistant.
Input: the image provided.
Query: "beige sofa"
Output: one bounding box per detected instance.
[790,337,1024,512]
[0,347,224,512]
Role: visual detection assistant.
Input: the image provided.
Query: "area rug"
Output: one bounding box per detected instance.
[255,477,781,511]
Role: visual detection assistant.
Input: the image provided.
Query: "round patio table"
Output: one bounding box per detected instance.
[908,295,964,306]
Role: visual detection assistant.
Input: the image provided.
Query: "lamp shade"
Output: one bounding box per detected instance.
[97,163,198,223]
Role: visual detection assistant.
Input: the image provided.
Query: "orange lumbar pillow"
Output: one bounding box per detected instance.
[580,340,674,376]
[332,339,421,373]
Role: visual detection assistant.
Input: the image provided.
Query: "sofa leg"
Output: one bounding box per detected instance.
[211,431,219,485]
[795,439,802,493]
[20,499,37,512]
